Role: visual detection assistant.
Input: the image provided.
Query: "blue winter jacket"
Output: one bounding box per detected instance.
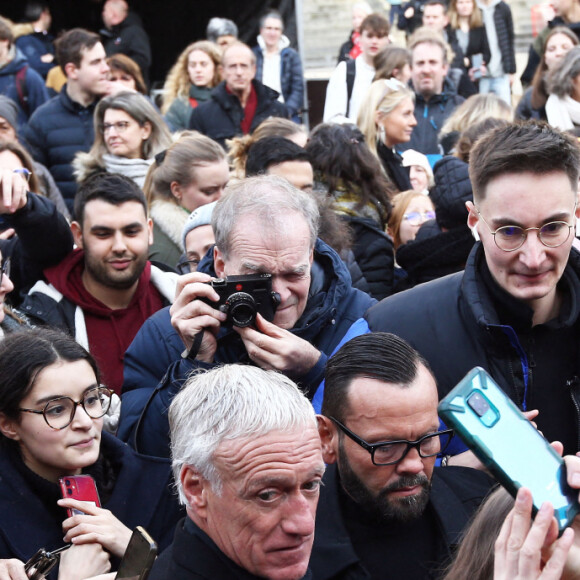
[0,48,48,130]
[252,44,304,120]
[23,86,98,212]
[15,33,55,79]
[118,238,376,457]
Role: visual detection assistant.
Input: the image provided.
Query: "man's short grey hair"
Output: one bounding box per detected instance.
[206,17,239,42]
[170,365,318,503]
[212,175,320,260]
[260,10,284,30]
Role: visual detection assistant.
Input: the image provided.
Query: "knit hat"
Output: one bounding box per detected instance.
[0,96,18,131]
[401,149,434,188]
[182,201,217,250]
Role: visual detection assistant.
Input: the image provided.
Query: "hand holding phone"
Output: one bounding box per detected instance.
[438,367,580,534]
[59,475,101,517]
[471,53,483,80]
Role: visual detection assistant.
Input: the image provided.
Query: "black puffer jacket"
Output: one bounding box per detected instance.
[189,80,288,148]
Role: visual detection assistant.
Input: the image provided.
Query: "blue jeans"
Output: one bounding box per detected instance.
[479,75,511,105]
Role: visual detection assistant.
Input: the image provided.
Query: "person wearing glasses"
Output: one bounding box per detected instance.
[73,91,172,190]
[348,121,580,458]
[0,328,183,578]
[311,332,494,580]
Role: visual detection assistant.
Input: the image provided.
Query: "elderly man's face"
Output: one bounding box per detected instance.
[214,213,314,329]
[220,45,256,94]
[190,427,324,580]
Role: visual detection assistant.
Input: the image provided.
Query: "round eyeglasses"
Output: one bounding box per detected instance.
[19,386,113,430]
[403,210,436,227]
[330,417,454,466]
[476,209,575,252]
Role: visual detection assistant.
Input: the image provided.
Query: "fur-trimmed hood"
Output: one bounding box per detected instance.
[150,199,189,251]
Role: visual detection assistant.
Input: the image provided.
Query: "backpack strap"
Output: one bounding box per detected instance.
[345,58,356,118]
[15,65,29,118]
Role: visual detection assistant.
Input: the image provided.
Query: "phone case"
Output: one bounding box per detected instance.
[58,475,101,517]
[116,526,158,580]
[438,367,580,533]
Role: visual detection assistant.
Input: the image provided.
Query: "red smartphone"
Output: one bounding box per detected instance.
[58,475,101,517]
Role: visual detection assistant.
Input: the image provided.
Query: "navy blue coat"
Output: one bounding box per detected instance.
[15,33,55,79]
[0,432,184,577]
[188,80,288,149]
[252,46,304,119]
[118,239,376,456]
[23,87,98,212]
[0,48,48,130]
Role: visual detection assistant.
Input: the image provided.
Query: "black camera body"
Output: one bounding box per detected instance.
[202,274,281,328]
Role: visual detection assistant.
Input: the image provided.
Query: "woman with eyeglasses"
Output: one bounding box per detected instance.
[73,91,172,189]
[0,328,183,578]
[388,191,435,250]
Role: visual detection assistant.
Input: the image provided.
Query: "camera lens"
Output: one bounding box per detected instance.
[226,292,257,327]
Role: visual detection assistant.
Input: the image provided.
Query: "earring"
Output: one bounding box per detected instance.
[378,124,386,143]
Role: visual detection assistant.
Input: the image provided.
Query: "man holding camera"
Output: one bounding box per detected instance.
[118,175,374,456]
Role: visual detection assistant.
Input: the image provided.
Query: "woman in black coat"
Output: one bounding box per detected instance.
[0,329,183,578]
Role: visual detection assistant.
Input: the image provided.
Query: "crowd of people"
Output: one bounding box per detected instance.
[2,0,580,578]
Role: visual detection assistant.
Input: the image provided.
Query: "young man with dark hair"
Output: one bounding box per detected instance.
[245,136,313,191]
[324,13,390,122]
[312,332,494,580]
[0,16,48,130]
[20,173,178,395]
[23,28,110,212]
[357,121,580,456]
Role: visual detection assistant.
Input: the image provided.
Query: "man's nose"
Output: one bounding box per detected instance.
[112,232,128,252]
[281,494,316,537]
[395,446,425,476]
[519,231,547,270]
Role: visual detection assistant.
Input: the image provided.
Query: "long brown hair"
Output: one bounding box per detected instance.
[0,140,40,193]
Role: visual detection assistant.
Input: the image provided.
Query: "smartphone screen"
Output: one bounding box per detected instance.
[116,526,158,580]
[58,475,101,517]
[472,53,483,80]
[438,367,580,533]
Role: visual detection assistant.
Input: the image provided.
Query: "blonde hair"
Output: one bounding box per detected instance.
[388,190,430,249]
[228,117,307,177]
[162,41,222,114]
[440,93,513,138]
[144,131,226,207]
[358,79,415,156]
[448,0,483,29]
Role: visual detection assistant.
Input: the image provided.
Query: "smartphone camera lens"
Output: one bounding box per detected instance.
[65,479,71,486]
[468,392,489,417]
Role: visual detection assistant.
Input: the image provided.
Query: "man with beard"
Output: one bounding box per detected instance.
[311,332,494,579]
[20,173,178,394]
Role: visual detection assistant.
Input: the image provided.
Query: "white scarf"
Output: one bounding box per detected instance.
[102,154,154,189]
[545,94,580,131]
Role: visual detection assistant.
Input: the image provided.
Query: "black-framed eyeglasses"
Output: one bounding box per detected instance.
[101,120,134,134]
[476,208,576,252]
[177,259,200,274]
[19,386,113,430]
[0,256,10,286]
[330,417,454,466]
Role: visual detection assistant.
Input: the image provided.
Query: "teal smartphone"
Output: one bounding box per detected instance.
[438,367,580,533]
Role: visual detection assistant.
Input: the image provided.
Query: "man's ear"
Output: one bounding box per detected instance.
[0,413,20,441]
[64,62,78,80]
[214,246,225,278]
[147,218,153,245]
[71,221,84,249]
[181,465,210,519]
[466,201,478,229]
[317,415,338,464]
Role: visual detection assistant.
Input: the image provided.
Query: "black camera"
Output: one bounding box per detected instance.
[201,274,281,328]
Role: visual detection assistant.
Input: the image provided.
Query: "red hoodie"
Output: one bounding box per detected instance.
[44,249,164,395]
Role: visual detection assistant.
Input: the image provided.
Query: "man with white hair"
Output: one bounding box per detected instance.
[149,364,325,580]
